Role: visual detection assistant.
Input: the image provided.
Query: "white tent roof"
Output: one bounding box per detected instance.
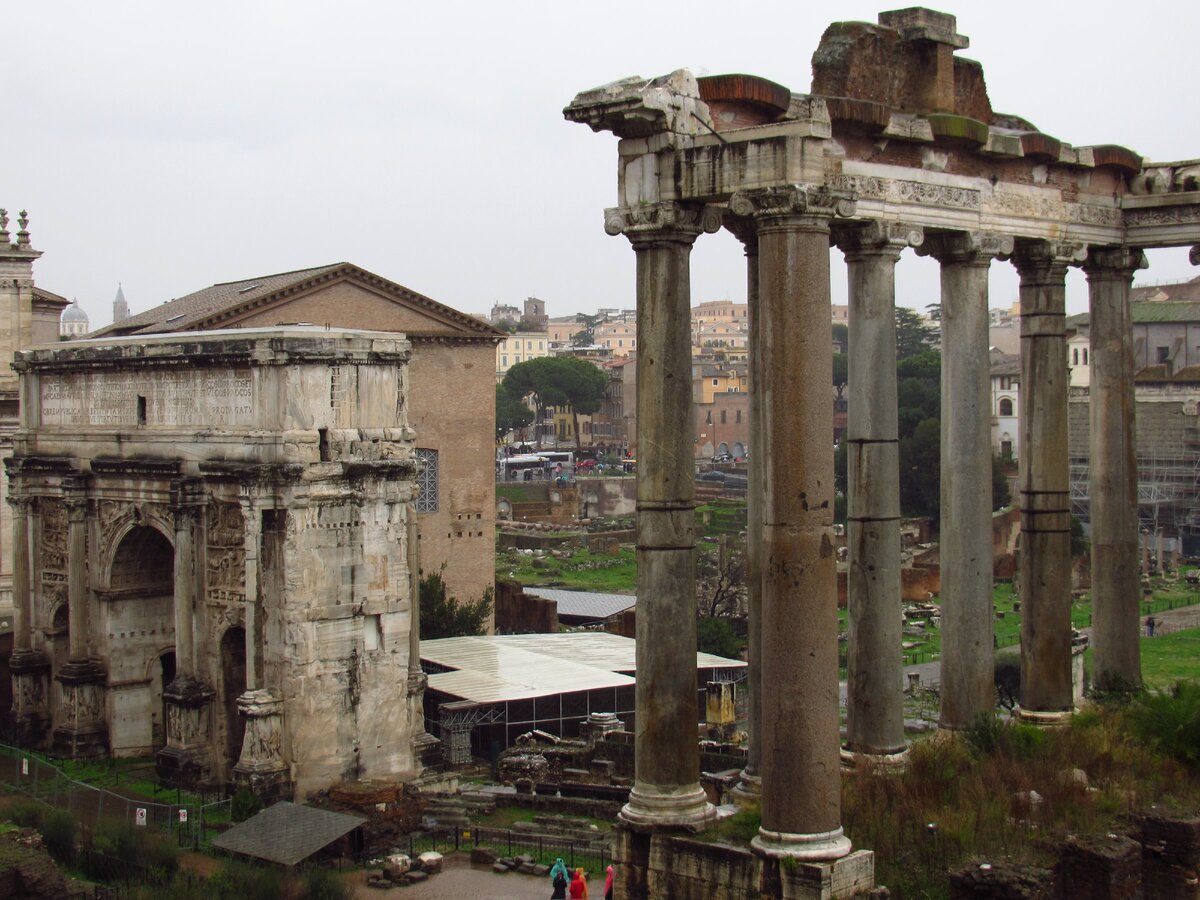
[422,632,744,705]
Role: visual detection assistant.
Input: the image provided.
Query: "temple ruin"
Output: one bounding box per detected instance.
[6,328,434,799]
[565,7,1200,896]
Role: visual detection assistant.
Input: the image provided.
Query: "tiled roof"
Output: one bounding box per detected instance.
[32,286,70,308]
[523,588,636,621]
[1070,300,1200,328]
[1130,275,1200,303]
[90,262,502,340]
[211,801,365,866]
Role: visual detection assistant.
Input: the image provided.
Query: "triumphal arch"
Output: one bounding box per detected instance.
[566,7,1200,896]
[6,328,433,799]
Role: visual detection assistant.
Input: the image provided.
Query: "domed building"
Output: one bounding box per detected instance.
[59,298,89,337]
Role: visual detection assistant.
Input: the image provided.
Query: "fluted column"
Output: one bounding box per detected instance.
[1084,247,1146,691]
[731,185,856,860]
[240,495,262,691]
[9,493,50,747]
[65,489,89,664]
[726,217,761,803]
[836,220,922,759]
[606,200,720,830]
[1012,239,1086,721]
[921,231,1012,728]
[406,501,439,769]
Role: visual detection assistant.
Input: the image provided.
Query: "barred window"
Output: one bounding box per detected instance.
[415,448,439,512]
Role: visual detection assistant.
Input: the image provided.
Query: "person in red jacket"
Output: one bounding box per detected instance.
[569,867,589,899]
[604,864,614,900]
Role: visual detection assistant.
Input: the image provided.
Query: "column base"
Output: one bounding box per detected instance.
[1015,707,1074,727]
[840,746,910,770]
[53,660,108,759]
[618,783,718,832]
[233,689,291,801]
[729,769,762,807]
[10,651,51,750]
[752,825,852,862]
[156,676,216,786]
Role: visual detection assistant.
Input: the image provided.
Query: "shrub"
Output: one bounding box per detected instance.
[82,817,179,883]
[994,654,1020,711]
[5,799,45,829]
[210,860,284,900]
[963,713,1005,756]
[1127,680,1200,771]
[301,866,351,900]
[39,809,76,863]
[231,786,264,823]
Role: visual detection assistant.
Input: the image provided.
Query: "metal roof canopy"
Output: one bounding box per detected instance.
[421,632,745,705]
[210,801,365,866]
[522,588,637,621]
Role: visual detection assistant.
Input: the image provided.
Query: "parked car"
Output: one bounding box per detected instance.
[577,458,598,471]
[712,452,733,463]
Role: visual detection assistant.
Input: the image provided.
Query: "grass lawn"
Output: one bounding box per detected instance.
[1130,627,1200,690]
[497,546,637,593]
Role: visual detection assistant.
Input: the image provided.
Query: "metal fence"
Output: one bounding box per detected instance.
[0,742,230,848]
[399,824,611,873]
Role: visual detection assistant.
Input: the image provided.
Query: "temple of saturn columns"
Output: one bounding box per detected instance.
[565,7,1200,895]
[6,329,435,799]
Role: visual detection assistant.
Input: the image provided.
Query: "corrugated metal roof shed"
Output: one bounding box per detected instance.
[421,632,744,705]
[210,801,365,866]
[523,588,636,621]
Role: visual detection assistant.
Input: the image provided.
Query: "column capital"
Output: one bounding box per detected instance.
[1083,246,1148,277]
[722,214,758,253]
[1191,245,1200,267]
[6,493,35,515]
[918,230,1013,264]
[729,184,857,223]
[603,201,722,243]
[833,219,923,258]
[1011,238,1088,281]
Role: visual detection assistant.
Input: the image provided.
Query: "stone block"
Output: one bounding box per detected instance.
[1055,834,1140,899]
[417,851,443,874]
[494,861,511,873]
[470,846,498,865]
[948,861,1053,898]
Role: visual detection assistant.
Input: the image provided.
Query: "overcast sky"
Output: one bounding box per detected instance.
[6,1,1198,330]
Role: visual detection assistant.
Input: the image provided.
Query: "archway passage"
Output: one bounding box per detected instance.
[105,525,175,754]
[221,627,247,773]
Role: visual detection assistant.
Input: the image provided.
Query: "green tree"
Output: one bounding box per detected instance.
[558,356,609,448]
[501,356,608,448]
[832,352,849,401]
[832,321,849,353]
[895,307,937,360]
[697,617,742,659]
[993,454,1012,510]
[420,566,494,639]
[899,417,941,518]
[496,384,533,442]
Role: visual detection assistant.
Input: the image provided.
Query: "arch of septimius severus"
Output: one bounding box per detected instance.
[566,7,1200,895]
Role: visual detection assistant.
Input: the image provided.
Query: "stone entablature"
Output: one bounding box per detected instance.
[7,328,433,798]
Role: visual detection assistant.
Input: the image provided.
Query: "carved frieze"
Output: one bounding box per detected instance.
[40,500,67,617]
[1124,206,1200,227]
[206,502,245,605]
[829,174,979,211]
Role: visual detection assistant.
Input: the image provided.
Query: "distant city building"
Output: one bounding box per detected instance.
[112,283,129,323]
[59,298,90,337]
[496,330,550,380]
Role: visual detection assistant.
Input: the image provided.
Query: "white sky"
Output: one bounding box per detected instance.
[6,1,1198,329]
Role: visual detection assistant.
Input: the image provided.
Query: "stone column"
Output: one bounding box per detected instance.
[606,200,720,831]
[921,231,1012,728]
[54,480,107,757]
[9,494,50,746]
[233,493,288,798]
[731,185,856,860]
[157,479,215,783]
[1084,247,1146,691]
[837,220,922,761]
[726,218,761,803]
[1012,239,1086,722]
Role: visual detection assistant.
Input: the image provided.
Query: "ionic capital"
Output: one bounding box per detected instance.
[918,230,1014,265]
[729,185,857,223]
[722,214,758,254]
[1082,246,1148,278]
[1011,238,1088,280]
[834,220,923,258]
[1190,245,1200,267]
[604,202,722,243]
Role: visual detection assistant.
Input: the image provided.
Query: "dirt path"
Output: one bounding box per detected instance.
[346,854,600,899]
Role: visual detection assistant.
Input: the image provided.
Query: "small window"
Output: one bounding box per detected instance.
[712,378,719,386]
[720,410,727,424]
[501,355,508,367]
[736,410,742,423]
[999,398,1013,417]
[705,411,713,424]
[1082,348,1088,365]
[136,396,147,426]
[1072,349,1079,365]
[415,448,439,513]
[1158,346,1170,364]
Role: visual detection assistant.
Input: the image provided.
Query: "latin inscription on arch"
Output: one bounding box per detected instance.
[40,369,254,427]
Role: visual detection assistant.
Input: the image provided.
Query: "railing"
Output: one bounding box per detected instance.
[0,742,230,848]
[397,824,611,874]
